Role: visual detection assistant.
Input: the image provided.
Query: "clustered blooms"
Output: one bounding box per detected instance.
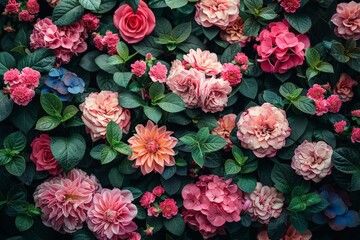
[245,182,284,224]
[3,0,39,21]
[237,103,291,158]
[30,18,88,66]
[30,134,62,175]
[277,0,301,13]
[257,225,312,240]
[307,84,343,116]
[331,1,360,40]
[3,67,40,106]
[92,31,120,55]
[127,121,178,175]
[211,114,237,150]
[182,175,247,239]
[220,16,251,46]
[81,13,100,32]
[42,68,85,101]
[254,20,310,73]
[80,91,131,142]
[291,140,333,183]
[167,48,232,113]
[312,185,360,231]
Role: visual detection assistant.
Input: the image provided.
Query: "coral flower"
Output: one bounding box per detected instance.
[128,121,178,175]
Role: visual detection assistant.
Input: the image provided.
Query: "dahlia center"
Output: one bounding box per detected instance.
[104,209,118,222]
[146,140,159,153]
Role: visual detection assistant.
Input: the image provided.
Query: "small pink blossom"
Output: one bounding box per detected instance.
[351,128,360,143]
[147,206,159,217]
[149,62,168,83]
[334,73,358,102]
[307,84,326,100]
[18,10,35,22]
[280,0,301,13]
[220,16,250,46]
[81,13,99,32]
[3,68,21,87]
[102,32,119,55]
[334,120,347,133]
[159,198,178,219]
[131,60,147,77]
[4,0,20,14]
[139,192,156,209]
[221,63,242,86]
[234,52,248,65]
[152,185,165,197]
[27,0,40,14]
[10,87,35,106]
[326,95,342,113]
[315,99,328,116]
[352,109,360,117]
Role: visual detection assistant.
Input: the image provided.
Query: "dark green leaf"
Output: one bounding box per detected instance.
[0,149,12,165]
[119,92,145,108]
[237,175,257,193]
[125,0,140,13]
[163,215,185,236]
[158,93,185,113]
[192,147,204,167]
[243,17,261,37]
[17,49,55,72]
[332,148,360,174]
[4,131,26,152]
[95,54,119,74]
[35,116,61,131]
[112,141,132,156]
[93,0,117,13]
[154,17,172,36]
[5,156,26,176]
[271,163,302,194]
[225,159,241,175]
[165,0,187,9]
[100,146,118,164]
[40,93,63,117]
[171,22,191,43]
[61,105,78,122]
[239,77,258,99]
[202,26,219,40]
[9,104,38,134]
[0,92,13,122]
[143,106,162,123]
[284,13,312,34]
[220,43,241,63]
[149,82,165,99]
[179,134,198,146]
[314,129,336,149]
[113,72,133,88]
[315,62,334,73]
[162,165,177,180]
[290,213,308,234]
[106,121,122,146]
[305,48,321,68]
[0,52,16,75]
[133,36,164,57]
[123,187,143,199]
[196,115,218,130]
[79,50,101,72]
[15,215,33,232]
[79,0,100,11]
[52,0,84,26]
[201,135,227,153]
[330,43,349,63]
[292,96,315,115]
[259,7,277,20]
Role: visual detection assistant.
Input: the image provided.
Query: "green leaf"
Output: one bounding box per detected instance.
[123,187,143,199]
[79,50,101,72]
[96,71,121,91]
[106,121,123,146]
[244,0,263,9]
[15,215,34,232]
[290,213,308,234]
[0,149,12,165]
[262,90,283,107]
[304,193,322,207]
[239,77,258,99]
[17,49,56,73]
[113,72,133,88]
[35,116,61,131]
[171,22,191,44]
[351,172,360,191]
[220,43,242,63]
[196,127,210,143]
[165,0,187,9]
[285,116,308,147]
[258,7,277,20]
[307,198,329,213]
[116,41,129,59]
[79,0,100,11]
[157,93,185,113]
[162,165,177,180]
[225,159,241,175]
[90,144,106,160]
[5,156,26,176]
[52,0,84,26]
[95,54,119,74]
[133,36,164,57]
[243,17,261,37]
[40,93,63,117]
[330,43,349,63]
[348,58,360,73]
[237,175,257,193]
[271,163,302,194]
[163,215,185,236]
[332,148,360,174]
[112,141,132,156]
[0,92,13,122]
[192,147,204,167]
[149,82,165,99]
[61,105,78,122]
[306,67,319,81]
[305,48,321,68]
[143,106,162,123]
[196,115,218,130]
[279,82,298,99]
[201,135,227,153]
[268,211,288,240]
[93,0,117,13]
[288,197,307,212]
[315,62,334,73]
[154,17,172,36]
[314,129,336,149]
[125,0,140,12]
[202,26,219,41]
[4,131,26,152]
[241,158,258,174]
[118,92,144,109]
[100,146,118,164]
[292,96,315,115]
[179,134,198,146]
[50,134,86,172]
[284,13,312,34]
[118,159,137,175]
[0,52,16,75]
[9,104,38,134]
[108,167,123,188]
[177,35,206,53]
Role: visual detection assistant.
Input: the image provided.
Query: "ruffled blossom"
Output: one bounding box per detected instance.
[183,48,222,76]
[257,225,312,240]
[334,73,358,102]
[220,17,251,46]
[331,1,360,40]
[211,114,237,150]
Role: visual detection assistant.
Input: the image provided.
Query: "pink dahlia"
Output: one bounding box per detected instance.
[245,182,284,224]
[183,48,222,76]
[79,91,131,142]
[334,73,358,102]
[182,174,246,239]
[211,114,237,150]
[194,0,240,30]
[200,77,232,113]
[220,17,251,46]
[331,1,360,40]
[291,140,333,183]
[33,169,100,233]
[237,103,291,158]
[87,188,138,240]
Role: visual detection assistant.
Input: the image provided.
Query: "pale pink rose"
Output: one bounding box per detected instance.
[87,188,138,240]
[194,0,240,30]
[30,134,62,175]
[331,1,360,40]
[291,140,333,183]
[113,0,155,44]
[334,73,358,102]
[211,114,237,150]
[10,87,35,106]
[33,169,100,233]
[245,182,284,224]
[167,60,203,108]
[237,103,291,158]
[183,48,222,76]
[220,17,251,46]
[149,62,168,83]
[80,91,131,142]
[200,77,232,113]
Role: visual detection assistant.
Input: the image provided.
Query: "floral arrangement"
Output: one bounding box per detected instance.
[1,0,360,239]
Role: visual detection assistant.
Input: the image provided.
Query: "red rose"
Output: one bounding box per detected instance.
[113,0,155,44]
[30,134,62,175]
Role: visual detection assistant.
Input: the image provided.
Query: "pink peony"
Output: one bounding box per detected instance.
[149,62,168,83]
[291,140,333,183]
[245,182,284,224]
[131,60,147,77]
[211,114,237,150]
[255,21,310,73]
[3,68,21,87]
[280,0,301,13]
[314,99,328,116]
[159,198,178,219]
[139,191,156,209]
[220,17,251,46]
[152,185,165,197]
[351,128,360,143]
[331,1,360,40]
[113,0,155,44]
[82,13,99,32]
[334,120,347,133]
[80,91,131,142]
[20,67,41,89]
[4,0,20,14]
[326,95,342,113]
[194,0,240,30]
[200,77,232,113]
[334,73,358,102]
[33,169,100,233]
[30,134,62,175]
[10,87,35,106]
[257,225,312,240]
[86,188,138,240]
[237,103,291,158]
[27,0,40,14]
[307,84,326,100]
[183,48,222,76]
[182,175,246,239]
[167,60,203,108]
[221,63,242,86]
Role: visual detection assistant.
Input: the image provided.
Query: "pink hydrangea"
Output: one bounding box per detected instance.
[200,77,232,113]
[139,191,156,209]
[211,114,237,150]
[33,169,100,233]
[159,198,178,219]
[220,17,251,46]
[3,68,21,87]
[234,52,248,65]
[82,13,99,32]
[27,0,40,14]
[307,84,326,100]
[10,87,35,106]
[334,120,347,133]
[149,62,168,83]
[331,1,360,40]
[254,21,310,73]
[152,185,165,197]
[182,174,246,239]
[237,103,291,158]
[351,128,360,143]
[221,63,242,86]
[245,182,284,224]
[183,48,222,76]
[131,60,147,77]
[291,140,333,183]
[334,73,358,102]
[4,0,20,14]
[194,0,240,30]
[86,188,138,240]
[79,91,131,142]
[20,67,41,89]
[326,95,342,113]
[280,0,301,13]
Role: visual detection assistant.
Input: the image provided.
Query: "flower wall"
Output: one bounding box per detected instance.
[0,0,360,239]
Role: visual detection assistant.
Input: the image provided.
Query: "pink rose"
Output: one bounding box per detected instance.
[113,0,155,44]
[200,77,232,113]
[30,134,62,175]
[331,1,360,40]
[80,91,131,142]
[183,48,222,76]
[334,73,358,102]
